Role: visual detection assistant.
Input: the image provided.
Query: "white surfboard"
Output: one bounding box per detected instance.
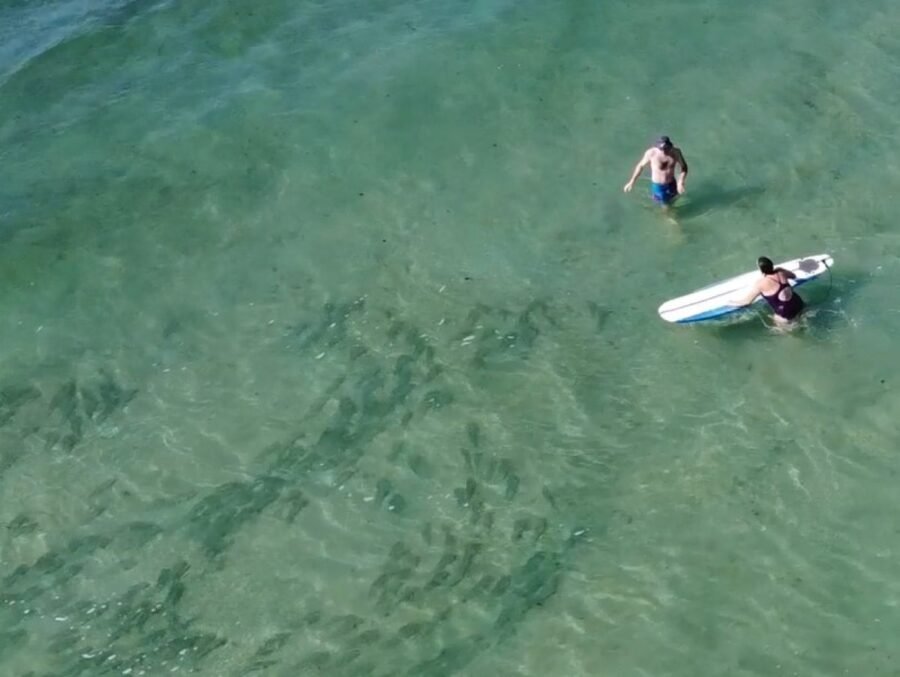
[658,254,834,324]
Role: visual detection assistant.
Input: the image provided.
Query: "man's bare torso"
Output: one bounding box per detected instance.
[646,146,683,184]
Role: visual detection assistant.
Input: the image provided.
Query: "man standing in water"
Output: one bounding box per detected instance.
[623,135,688,207]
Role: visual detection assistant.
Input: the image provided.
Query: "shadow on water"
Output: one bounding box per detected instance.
[673,183,766,220]
[802,266,868,335]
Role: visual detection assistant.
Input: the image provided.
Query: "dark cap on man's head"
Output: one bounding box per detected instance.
[656,135,673,149]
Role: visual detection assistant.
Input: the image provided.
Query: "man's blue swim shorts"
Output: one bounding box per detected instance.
[651,181,678,205]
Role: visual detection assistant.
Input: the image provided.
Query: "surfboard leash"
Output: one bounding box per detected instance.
[822,257,834,304]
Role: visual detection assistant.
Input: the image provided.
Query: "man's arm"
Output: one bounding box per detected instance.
[675,149,689,193]
[623,151,651,192]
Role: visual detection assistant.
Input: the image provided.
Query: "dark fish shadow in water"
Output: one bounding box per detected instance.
[673,184,766,220]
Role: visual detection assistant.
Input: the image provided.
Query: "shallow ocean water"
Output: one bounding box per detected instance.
[2,0,900,675]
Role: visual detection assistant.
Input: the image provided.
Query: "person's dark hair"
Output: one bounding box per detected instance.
[757,256,774,275]
[657,135,673,150]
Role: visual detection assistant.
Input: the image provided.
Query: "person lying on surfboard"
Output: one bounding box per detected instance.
[729,256,805,324]
[622,135,688,207]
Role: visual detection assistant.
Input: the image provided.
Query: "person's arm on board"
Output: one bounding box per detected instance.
[729,280,762,307]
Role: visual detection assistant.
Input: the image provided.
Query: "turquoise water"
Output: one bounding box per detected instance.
[2,0,900,674]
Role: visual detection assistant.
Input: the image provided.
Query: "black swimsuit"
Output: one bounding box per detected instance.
[762,277,804,320]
